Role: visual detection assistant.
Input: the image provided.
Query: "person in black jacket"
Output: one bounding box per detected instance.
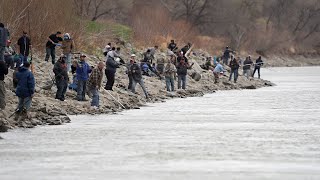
[229,56,240,83]
[53,56,69,101]
[17,31,31,64]
[176,58,194,90]
[131,59,148,98]
[252,56,264,79]
[168,40,178,52]
[104,47,120,91]
[45,31,63,64]
[0,60,8,110]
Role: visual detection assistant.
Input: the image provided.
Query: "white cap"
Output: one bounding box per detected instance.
[131,54,136,57]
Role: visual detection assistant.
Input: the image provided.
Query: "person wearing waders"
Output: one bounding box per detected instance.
[76,54,92,101]
[229,56,240,83]
[105,47,120,91]
[0,60,8,110]
[0,23,10,62]
[45,31,63,64]
[243,56,253,79]
[213,59,225,83]
[131,58,149,99]
[252,56,264,79]
[61,33,74,72]
[53,56,69,101]
[17,31,31,65]
[126,54,136,90]
[15,62,35,119]
[88,61,104,109]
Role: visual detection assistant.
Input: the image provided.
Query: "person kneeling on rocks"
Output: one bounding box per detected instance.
[88,61,104,108]
[131,57,149,99]
[213,59,226,83]
[53,55,69,101]
[15,62,35,118]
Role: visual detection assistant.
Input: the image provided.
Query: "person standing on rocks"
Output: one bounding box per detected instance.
[15,62,35,117]
[88,61,104,108]
[4,40,15,69]
[229,56,240,83]
[176,58,194,89]
[105,47,120,91]
[0,60,8,110]
[76,54,92,101]
[53,56,69,101]
[223,46,234,65]
[131,58,149,99]
[243,56,253,79]
[0,23,9,62]
[164,58,177,92]
[45,31,63,64]
[213,59,226,83]
[126,54,136,90]
[252,56,264,79]
[61,33,74,72]
[17,31,31,64]
[168,40,178,52]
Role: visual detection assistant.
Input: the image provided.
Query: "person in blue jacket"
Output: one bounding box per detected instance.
[15,62,35,115]
[76,54,92,101]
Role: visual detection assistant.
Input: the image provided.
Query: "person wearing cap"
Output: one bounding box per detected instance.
[61,33,74,72]
[103,43,112,56]
[105,47,120,91]
[76,54,92,101]
[0,22,10,62]
[17,31,31,64]
[4,40,15,69]
[15,62,35,117]
[126,54,136,90]
[243,55,253,79]
[0,60,8,110]
[88,61,104,108]
[53,55,69,101]
[130,57,149,99]
[45,31,63,64]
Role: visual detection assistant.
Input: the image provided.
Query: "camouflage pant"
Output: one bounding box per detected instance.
[0,80,6,109]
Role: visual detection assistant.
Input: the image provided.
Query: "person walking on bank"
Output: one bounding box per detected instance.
[17,31,31,64]
[131,58,149,99]
[0,23,9,62]
[61,33,74,72]
[164,58,177,92]
[126,54,136,90]
[176,58,194,90]
[88,61,104,108]
[243,56,253,79]
[252,56,264,79]
[53,56,69,101]
[76,54,92,101]
[229,56,240,83]
[0,60,8,110]
[105,47,120,91]
[15,62,35,117]
[45,31,63,64]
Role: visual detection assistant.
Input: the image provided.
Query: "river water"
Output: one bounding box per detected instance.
[0,67,320,180]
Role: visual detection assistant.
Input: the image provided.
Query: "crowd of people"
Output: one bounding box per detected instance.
[0,22,264,120]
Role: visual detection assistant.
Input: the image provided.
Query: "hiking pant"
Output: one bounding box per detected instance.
[0,46,5,61]
[131,79,148,98]
[77,79,87,101]
[19,54,28,64]
[105,69,115,90]
[90,87,99,107]
[64,53,72,72]
[55,79,68,101]
[17,96,32,112]
[128,75,133,90]
[165,76,175,92]
[243,69,251,79]
[45,47,56,64]
[0,80,6,109]
[178,75,186,89]
[4,55,14,69]
[229,68,239,82]
[252,67,261,78]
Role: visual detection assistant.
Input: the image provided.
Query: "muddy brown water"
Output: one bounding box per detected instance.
[0,67,320,180]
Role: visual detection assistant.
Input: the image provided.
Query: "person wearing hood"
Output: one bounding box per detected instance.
[15,62,35,116]
[252,56,264,79]
[61,33,74,72]
[17,31,31,64]
[104,47,120,91]
[53,56,69,101]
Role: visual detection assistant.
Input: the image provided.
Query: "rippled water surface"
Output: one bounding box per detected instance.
[0,67,320,180]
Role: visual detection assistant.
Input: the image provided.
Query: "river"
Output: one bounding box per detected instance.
[0,67,320,180]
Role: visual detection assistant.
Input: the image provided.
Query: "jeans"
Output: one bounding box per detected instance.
[4,55,14,69]
[64,53,72,72]
[252,67,261,78]
[0,81,6,109]
[90,87,99,107]
[17,96,32,112]
[223,56,229,65]
[178,75,186,89]
[165,77,175,91]
[243,69,251,79]
[229,68,239,82]
[105,69,115,90]
[45,47,56,64]
[131,79,148,98]
[19,54,28,64]
[0,46,5,61]
[77,79,87,101]
[128,75,133,90]
[55,79,68,100]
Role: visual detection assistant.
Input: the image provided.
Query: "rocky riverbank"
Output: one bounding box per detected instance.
[0,48,275,133]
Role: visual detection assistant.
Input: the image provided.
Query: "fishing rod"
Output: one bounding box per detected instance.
[102,89,126,109]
